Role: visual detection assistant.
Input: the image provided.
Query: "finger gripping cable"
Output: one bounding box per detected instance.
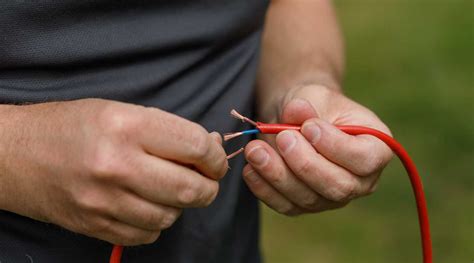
[109,110,433,263]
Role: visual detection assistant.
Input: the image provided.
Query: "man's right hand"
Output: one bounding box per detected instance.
[0,98,228,246]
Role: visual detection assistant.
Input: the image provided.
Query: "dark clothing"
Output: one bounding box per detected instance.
[0,1,269,262]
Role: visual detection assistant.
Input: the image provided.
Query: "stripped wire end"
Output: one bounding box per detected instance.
[224,132,243,141]
[226,147,244,160]
[230,109,257,126]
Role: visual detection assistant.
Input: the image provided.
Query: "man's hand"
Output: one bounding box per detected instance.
[243,85,393,215]
[0,99,228,245]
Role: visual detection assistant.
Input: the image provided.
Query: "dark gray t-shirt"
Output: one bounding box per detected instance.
[0,1,269,262]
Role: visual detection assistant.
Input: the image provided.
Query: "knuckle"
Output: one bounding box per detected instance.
[84,140,126,179]
[176,180,219,207]
[360,151,385,175]
[266,170,284,186]
[294,159,314,176]
[123,231,157,246]
[87,149,119,176]
[202,182,219,206]
[275,204,295,216]
[300,193,319,210]
[96,103,146,138]
[189,128,211,161]
[142,231,161,245]
[98,106,138,136]
[142,210,163,230]
[90,218,113,235]
[330,179,356,202]
[160,210,180,229]
[177,184,200,206]
[75,191,107,213]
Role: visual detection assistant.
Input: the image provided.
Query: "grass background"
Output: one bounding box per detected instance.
[260,1,473,262]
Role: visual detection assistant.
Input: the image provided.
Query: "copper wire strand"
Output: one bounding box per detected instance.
[223,110,258,159]
[230,109,257,126]
[226,147,244,160]
[223,132,243,141]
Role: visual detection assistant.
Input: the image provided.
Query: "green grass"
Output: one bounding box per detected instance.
[261,1,474,262]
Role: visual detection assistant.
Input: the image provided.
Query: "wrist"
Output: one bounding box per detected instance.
[257,72,341,122]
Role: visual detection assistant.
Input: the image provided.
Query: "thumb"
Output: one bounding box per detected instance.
[281,98,319,124]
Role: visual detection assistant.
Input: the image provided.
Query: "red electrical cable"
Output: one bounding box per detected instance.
[110,245,123,263]
[109,114,433,263]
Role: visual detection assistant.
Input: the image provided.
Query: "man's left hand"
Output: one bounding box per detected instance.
[243,85,393,216]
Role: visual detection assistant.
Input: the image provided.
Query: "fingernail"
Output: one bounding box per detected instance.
[247,147,269,167]
[244,170,260,183]
[302,121,321,144]
[290,98,312,108]
[276,130,296,154]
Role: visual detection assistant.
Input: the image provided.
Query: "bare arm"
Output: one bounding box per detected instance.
[257,0,344,121]
[243,0,393,216]
[0,99,227,245]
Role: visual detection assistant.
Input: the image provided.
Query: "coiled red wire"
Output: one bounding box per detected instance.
[109,124,432,263]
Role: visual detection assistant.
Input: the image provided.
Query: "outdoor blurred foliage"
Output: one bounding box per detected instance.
[261,1,473,262]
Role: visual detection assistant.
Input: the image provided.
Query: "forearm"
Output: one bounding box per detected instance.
[0,104,20,212]
[257,0,344,120]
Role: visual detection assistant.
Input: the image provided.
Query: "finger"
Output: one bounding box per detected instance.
[242,165,303,216]
[244,140,321,210]
[210,131,223,145]
[111,193,181,231]
[84,216,161,246]
[280,97,319,124]
[123,154,219,208]
[301,118,393,176]
[138,108,228,180]
[276,130,374,202]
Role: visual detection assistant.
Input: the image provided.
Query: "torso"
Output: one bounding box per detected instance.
[0,1,269,262]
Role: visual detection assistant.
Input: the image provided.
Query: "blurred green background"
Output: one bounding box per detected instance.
[261,1,473,262]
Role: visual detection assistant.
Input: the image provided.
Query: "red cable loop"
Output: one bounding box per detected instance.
[110,124,433,263]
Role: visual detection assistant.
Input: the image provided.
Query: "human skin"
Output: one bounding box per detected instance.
[243,0,394,215]
[0,99,228,245]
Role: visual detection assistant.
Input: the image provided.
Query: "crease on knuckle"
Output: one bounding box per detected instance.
[357,140,386,176]
[300,193,319,210]
[177,183,200,206]
[75,191,107,214]
[266,169,284,186]
[294,159,314,177]
[86,145,124,180]
[99,107,138,137]
[90,218,113,236]
[330,179,356,202]
[142,210,163,230]
[160,211,178,229]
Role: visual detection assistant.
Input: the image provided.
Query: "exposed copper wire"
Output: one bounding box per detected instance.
[226,147,244,159]
[230,109,257,126]
[223,132,243,141]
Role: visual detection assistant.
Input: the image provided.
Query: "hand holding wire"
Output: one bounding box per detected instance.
[223,109,432,263]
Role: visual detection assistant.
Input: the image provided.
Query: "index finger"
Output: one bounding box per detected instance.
[137,108,228,180]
